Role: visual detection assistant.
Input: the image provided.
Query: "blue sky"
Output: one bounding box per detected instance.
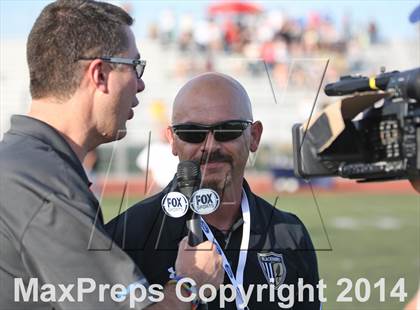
[1,0,419,40]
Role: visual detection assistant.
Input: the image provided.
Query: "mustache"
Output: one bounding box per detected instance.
[196,151,232,165]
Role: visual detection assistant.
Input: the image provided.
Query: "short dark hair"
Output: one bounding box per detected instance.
[27,0,134,99]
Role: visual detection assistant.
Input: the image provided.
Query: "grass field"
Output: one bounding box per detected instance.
[101,192,419,310]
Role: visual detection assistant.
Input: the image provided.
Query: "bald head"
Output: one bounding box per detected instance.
[172,72,253,124]
[168,72,264,197]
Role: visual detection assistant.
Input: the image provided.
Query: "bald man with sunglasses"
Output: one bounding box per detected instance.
[106,72,320,309]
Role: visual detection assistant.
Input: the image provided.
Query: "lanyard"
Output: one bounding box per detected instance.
[200,188,251,310]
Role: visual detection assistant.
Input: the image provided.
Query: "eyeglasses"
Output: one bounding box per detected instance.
[78,56,146,79]
[172,120,253,143]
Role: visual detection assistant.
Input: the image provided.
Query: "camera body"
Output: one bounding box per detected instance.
[293,68,420,182]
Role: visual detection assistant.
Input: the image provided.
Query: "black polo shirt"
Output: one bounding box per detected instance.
[0,115,152,309]
[106,180,320,309]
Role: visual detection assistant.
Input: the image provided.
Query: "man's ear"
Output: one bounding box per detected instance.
[166,126,178,156]
[87,59,110,93]
[250,121,263,152]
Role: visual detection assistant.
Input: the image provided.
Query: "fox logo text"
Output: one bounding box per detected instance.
[190,189,220,215]
[161,192,189,218]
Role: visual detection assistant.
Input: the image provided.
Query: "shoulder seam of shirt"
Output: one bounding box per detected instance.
[18,197,50,254]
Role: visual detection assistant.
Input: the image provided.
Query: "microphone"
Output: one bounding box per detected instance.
[324,71,396,96]
[177,161,203,246]
[324,68,420,100]
[178,162,219,310]
[177,160,200,199]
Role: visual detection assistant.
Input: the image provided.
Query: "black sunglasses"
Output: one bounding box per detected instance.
[78,56,146,79]
[172,120,253,143]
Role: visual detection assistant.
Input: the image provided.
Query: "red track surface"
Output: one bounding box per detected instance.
[97,175,417,196]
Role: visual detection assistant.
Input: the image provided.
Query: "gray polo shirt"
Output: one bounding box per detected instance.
[0,115,153,309]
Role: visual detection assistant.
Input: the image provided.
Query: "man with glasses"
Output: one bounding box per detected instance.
[0,1,223,309]
[106,72,321,309]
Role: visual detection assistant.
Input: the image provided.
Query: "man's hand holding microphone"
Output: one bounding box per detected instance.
[158,160,224,309]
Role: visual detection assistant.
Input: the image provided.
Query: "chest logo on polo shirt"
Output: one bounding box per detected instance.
[257,252,287,289]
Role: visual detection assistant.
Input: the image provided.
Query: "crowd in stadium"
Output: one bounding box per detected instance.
[148,7,380,85]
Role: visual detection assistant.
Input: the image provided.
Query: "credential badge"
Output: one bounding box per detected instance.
[257,252,287,289]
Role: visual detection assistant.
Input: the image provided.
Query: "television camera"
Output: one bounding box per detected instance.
[293,67,420,182]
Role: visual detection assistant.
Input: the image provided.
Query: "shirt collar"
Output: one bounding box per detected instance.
[9,115,91,186]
